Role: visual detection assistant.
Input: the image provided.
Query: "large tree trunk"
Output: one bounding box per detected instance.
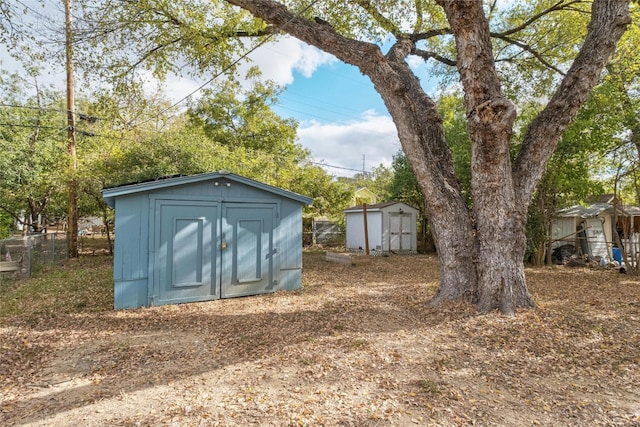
[436,0,629,314]
[226,0,631,314]
[436,0,536,314]
[366,40,478,305]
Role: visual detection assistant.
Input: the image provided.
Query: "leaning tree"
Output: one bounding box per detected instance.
[219,0,631,314]
[71,0,632,314]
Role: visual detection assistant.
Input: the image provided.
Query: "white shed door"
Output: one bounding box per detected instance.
[389,213,413,251]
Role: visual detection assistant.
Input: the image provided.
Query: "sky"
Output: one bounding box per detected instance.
[164,36,439,177]
[152,36,405,177]
[1,3,440,178]
[239,37,406,177]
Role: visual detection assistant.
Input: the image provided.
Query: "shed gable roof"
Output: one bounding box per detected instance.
[102,171,314,208]
[344,201,418,213]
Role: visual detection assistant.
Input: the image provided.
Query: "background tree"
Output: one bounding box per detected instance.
[523,19,640,266]
[0,1,14,45]
[75,78,352,229]
[185,72,352,218]
[187,69,303,156]
[343,165,394,203]
[438,92,472,203]
[594,21,640,203]
[522,95,612,266]
[0,211,12,238]
[0,73,68,233]
[291,164,352,222]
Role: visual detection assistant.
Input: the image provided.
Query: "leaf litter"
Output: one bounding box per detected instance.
[0,251,639,426]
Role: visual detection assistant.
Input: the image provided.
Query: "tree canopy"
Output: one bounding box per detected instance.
[0,73,68,232]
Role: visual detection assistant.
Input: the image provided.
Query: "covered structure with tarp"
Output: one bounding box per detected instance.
[552,200,629,263]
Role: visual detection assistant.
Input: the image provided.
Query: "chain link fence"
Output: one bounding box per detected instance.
[303,218,345,248]
[0,233,68,280]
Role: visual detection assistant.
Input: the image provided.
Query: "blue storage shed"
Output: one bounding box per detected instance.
[102,171,313,309]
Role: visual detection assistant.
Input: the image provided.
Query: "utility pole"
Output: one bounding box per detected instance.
[65,0,78,258]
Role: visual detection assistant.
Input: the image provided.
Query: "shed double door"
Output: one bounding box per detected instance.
[388,212,413,252]
[153,200,275,306]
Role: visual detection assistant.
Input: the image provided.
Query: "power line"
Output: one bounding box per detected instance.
[0,117,375,177]
[15,0,56,22]
[311,161,369,174]
[0,121,67,132]
[0,103,101,121]
[40,122,375,176]
[4,1,386,177]
[277,91,374,118]
[5,1,397,155]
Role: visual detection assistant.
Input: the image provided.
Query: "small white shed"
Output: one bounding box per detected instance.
[344,202,418,253]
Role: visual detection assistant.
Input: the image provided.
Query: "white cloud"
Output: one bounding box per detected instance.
[297,111,400,176]
[161,75,203,105]
[241,36,337,85]
[142,36,336,106]
[407,54,424,71]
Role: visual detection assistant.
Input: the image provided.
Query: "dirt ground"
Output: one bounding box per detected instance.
[1,252,639,426]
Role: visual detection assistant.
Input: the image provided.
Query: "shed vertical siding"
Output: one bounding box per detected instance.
[277,200,304,290]
[113,194,150,309]
[551,217,576,249]
[346,211,383,251]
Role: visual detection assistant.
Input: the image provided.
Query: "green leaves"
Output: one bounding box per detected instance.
[74,0,266,84]
[0,74,68,231]
[65,74,350,221]
[187,71,302,158]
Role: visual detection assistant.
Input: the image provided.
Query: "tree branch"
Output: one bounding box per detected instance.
[491,32,566,75]
[410,27,452,42]
[224,0,465,212]
[224,0,381,71]
[407,1,587,74]
[128,37,184,72]
[234,26,279,37]
[0,204,27,227]
[352,0,405,38]
[513,0,631,208]
[494,0,586,37]
[412,48,457,66]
